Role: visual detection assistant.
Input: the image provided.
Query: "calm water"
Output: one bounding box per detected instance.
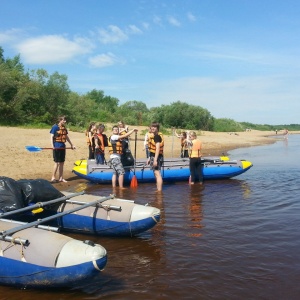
[1,135,300,300]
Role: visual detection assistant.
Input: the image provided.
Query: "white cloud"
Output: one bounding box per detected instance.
[89,52,125,68]
[128,25,143,34]
[97,25,128,44]
[153,15,162,26]
[0,28,25,44]
[16,35,93,64]
[142,22,150,30]
[187,12,196,22]
[167,16,181,27]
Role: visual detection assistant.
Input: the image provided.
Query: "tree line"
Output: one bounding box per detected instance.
[1,47,299,132]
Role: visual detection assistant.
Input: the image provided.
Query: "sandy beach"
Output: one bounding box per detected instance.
[0,126,292,188]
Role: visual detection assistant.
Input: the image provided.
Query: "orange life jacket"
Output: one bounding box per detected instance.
[54,125,67,143]
[189,139,202,158]
[95,133,105,152]
[108,136,123,154]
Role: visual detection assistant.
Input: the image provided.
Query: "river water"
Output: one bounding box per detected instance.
[1,134,300,300]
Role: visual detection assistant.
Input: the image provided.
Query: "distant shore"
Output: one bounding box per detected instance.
[0,126,295,190]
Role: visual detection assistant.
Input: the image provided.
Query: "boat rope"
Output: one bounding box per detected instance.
[0,238,27,261]
[151,215,159,223]
[92,259,102,271]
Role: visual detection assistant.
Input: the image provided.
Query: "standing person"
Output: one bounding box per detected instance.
[108,125,138,189]
[147,122,164,192]
[118,121,129,134]
[50,116,75,183]
[118,121,130,151]
[143,127,151,158]
[188,131,203,185]
[94,123,106,165]
[175,130,189,158]
[86,122,96,159]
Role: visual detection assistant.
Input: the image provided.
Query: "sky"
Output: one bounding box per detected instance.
[1,0,300,125]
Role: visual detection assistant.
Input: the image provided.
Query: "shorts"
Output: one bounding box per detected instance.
[110,156,125,176]
[53,148,66,163]
[149,155,163,171]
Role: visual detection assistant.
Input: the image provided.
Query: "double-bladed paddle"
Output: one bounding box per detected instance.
[26,145,73,152]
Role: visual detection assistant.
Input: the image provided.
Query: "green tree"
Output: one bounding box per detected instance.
[116,100,149,125]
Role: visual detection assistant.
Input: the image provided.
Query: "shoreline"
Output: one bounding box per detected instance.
[0,126,295,191]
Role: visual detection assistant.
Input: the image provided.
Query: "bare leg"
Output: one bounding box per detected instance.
[58,162,66,182]
[154,170,163,191]
[51,163,59,181]
[118,174,125,189]
[112,174,117,188]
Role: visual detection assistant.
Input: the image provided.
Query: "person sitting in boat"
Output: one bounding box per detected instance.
[85,121,96,160]
[187,131,203,185]
[175,130,189,158]
[108,125,138,189]
[94,123,107,165]
[147,122,164,192]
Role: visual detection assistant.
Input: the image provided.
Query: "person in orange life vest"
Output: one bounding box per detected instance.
[188,131,203,185]
[85,121,96,159]
[175,130,189,158]
[50,116,75,183]
[108,125,138,189]
[147,122,164,192]
[94,123,106,165]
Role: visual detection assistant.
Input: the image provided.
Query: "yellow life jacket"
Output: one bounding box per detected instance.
[148,132,164,155]
[108,136,123,154]
[189,139,202,158]
[54,125,67,143]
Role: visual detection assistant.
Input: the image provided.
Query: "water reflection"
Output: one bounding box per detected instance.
[188,185,204,236]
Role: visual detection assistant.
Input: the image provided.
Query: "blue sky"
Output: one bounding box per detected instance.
[1,0,300,125]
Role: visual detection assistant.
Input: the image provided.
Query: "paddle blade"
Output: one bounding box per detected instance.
[26,146,42,152]
[130,175,138,188]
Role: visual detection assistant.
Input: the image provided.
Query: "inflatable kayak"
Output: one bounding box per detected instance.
[72,156,253,184]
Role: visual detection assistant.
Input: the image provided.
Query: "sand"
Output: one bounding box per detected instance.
[0,126,292,188]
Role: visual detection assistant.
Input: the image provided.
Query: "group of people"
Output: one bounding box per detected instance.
[49,116,203,190]
[175,129,204,185]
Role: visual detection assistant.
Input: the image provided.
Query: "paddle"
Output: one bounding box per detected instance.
[26,145,73,152]
[130,132,138,188]
[0,194,115,245]
[0,192,85,219]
